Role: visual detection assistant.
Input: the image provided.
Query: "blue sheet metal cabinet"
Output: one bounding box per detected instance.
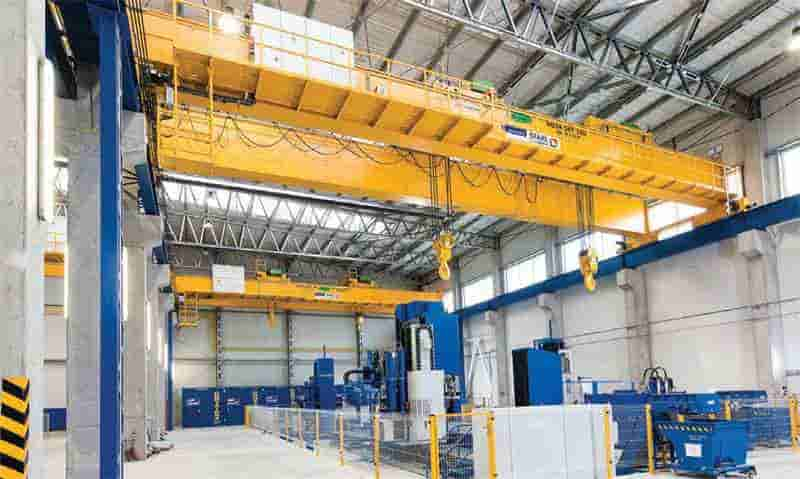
[512,348,564,406]
[182,388,223,428]
[224,387,256,426]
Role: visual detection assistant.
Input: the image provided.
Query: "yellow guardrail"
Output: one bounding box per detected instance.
[791,396,799,452]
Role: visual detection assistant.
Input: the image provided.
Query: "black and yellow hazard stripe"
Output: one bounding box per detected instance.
[1,377,29,479]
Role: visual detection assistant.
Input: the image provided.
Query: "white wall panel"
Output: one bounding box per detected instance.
[643,241,758,391]
[562,278,628,381]
[46,316,67,361]
[362,316,395,350]
[45,363,66,408]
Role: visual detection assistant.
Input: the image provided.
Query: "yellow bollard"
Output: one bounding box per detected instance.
[429,415,441,479]
[724,400,732,421]
[316,411,321,457]
[603,407,613,479]
[645,404,655,474]
[486,412,498,479]
[791,396,799,452]
[339,413,345,466]
[245,406,250,427]
[374,414,381,479]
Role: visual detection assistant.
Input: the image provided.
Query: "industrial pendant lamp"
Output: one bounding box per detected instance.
[789,25,800,52]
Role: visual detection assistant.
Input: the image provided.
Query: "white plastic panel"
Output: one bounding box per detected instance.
[475,405,612,479]
[329,25,354,86]
[306,19,332,82]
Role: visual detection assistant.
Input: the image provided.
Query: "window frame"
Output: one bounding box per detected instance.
[503,251,547,293]
[778,141,800,199]
[461,275,496,308]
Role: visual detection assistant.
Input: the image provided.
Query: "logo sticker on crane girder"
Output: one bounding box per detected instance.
[502,125,561,151]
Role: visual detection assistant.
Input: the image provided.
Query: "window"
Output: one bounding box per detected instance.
[442,290,455,313]
[780,143,800,198]
[658,221,693,240]
[647,201,706,231]
[462,276,495,308]
[560,232,623,272]
[504,252,547,293]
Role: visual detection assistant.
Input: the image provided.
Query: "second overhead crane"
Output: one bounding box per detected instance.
[138,1,744,250]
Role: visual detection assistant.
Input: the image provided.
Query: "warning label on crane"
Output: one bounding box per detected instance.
[314,287,340,301]
[502,125,561,151]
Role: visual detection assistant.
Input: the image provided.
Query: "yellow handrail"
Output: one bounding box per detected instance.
[487,412,498,479]
[338,413,344,466]
[373,414,381,479]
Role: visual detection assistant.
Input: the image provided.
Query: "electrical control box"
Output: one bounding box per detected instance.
[512,348,565,406]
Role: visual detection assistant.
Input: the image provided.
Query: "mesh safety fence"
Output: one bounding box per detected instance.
[608,405,651,475]
[728,398,797,449]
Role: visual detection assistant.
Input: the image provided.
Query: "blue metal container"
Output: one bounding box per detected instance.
[512,348,564,406]
[657,420,755,477]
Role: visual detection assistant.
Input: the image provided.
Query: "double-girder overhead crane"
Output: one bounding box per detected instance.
[138,0,745,291]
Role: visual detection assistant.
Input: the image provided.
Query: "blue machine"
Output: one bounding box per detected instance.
[258,386,290,407]
[586,368,757,477]
[512,338,565,406]
[303,357,337,410]
[182,388,224,428]
[396,301,465,413]
[658,420,755,477]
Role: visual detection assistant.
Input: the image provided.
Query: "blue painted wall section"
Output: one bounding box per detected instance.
[459,194,800,319]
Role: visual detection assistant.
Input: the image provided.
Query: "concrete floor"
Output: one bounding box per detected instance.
[45,427,416,479]
[44,428,800,478]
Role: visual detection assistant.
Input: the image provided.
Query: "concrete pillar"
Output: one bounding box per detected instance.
[544,227,560,277]
[488,248,512,407]
[148,265,170,440]
[67,86,142,479]
[617,268,652,385]
[0,2,47,478]
[286,311,295,386]
[538,293,563,338]
[737,230,786,393]
[122,246,148,460]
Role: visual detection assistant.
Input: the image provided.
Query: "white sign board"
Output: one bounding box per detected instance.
[685,443,703,458]
[212,264,245,294]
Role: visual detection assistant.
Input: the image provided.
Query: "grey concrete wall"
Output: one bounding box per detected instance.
[0,2,47,478]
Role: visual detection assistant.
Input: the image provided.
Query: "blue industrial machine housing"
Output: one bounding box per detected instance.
[586,383,757,477]
[44,408,67,432]
[512,343,564,406]
[396,301,466,412]
[304,357,337,410]
[182,388,224,428]
[658,420,755,477]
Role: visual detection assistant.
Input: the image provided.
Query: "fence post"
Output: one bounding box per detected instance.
[603,406,614,479]
[487,412,497,479]
[339,413,345,466]
[791,396,799,452]
[284,408,289,441]
[315,411,320,457]
[724,400,732,421]
[298,409,304,449]
[645,404,655,474]
[429,415,441,479]
[374,414,381,479]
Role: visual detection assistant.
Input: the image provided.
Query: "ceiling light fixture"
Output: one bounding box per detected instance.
[789,25,800,52]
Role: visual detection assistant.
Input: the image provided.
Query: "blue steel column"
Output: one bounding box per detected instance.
[88,5,123,479]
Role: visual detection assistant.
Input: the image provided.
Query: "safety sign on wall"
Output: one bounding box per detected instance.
[212,264,245,294]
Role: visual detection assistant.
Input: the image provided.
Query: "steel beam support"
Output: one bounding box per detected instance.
[594,0,777,119]
[88,5,123,479]
[304,0,317,19]
[400,0,749,116]
[524,2,653,109]
[418,0,488,78]
[627,11,800,125]
[287,311,296,386]
[215,310,224,386]
[352,0,371,37]
[380,8,421,71]
[500,0,604,99]
[464,3,535,81]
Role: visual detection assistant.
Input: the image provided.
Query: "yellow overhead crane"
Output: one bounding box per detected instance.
[138,1,745,287]
[171,273,442,326]
[140,2,740,237]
